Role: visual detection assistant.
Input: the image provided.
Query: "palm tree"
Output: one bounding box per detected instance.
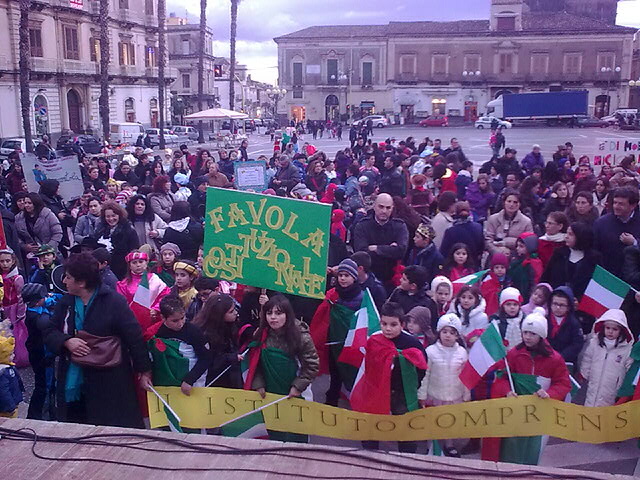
[229,0,239,112]
[98,0,111,144]
[197,0,207,143]
[18,0,33,152]
[157,0,166,149]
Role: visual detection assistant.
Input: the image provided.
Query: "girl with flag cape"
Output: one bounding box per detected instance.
[310,259,363,406]
[350,302,427,454]
[244,295,319,442]
[482,308,570,465]
[116,251,171,332]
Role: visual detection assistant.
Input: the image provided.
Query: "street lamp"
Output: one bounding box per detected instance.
[600,66,621,116]
[266,87,287,119]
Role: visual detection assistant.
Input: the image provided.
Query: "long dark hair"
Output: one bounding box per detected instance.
[126,194,155,223]
[454,285,481,327]
[169,201,192,222]
[27,192,45,217]
[254,295,301,352]
[194,293,237,348]
[443,242,474,274]
[516,338,552,357]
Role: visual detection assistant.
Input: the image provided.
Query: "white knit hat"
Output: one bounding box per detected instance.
[431,276,453,297]
[437,313,462,336]
[500,287,523,307]
[521,307,548,339]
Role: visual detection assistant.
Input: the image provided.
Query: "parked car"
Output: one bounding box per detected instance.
[56,134,102,154]
[110,122,145,145]
[575,116,609,128]
[352,115,389,128]
[173,126,199,141]
[145,128,179,146]
[418,115,449,127]
[0,137,41,159]
[475,116,512,129]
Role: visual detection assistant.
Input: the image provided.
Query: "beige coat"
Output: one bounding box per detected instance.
[431,211,454,250]
[483,210,533,256]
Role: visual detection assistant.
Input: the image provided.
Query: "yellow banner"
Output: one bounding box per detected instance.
[148,387,640,443]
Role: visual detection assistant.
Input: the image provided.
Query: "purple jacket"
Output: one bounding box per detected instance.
[466,182,496,220]
[521,151,544,175]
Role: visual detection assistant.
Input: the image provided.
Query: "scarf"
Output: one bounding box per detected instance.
[549,314,566,339]
[65,289,98,402]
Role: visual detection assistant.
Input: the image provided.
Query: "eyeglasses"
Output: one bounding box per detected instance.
[551,302,569,308]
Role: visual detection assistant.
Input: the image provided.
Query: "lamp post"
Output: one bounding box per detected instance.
[339,71,352,122]
[601,66,622,116]
[266,87,287,121]
[462,70,482,121]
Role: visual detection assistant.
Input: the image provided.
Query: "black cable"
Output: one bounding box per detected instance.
[0,426,606,480]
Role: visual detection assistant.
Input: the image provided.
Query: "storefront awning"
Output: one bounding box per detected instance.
[360,102,375,108]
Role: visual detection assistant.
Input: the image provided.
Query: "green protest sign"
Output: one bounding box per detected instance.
[202,188,331,299]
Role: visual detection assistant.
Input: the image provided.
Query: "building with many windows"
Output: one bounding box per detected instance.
[0,0,175,139]
[274,0,636,124]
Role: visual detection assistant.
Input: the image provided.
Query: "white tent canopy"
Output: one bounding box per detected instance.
[184,108,248,120]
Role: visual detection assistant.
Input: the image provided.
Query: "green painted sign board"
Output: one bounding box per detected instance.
[202,187,332,299]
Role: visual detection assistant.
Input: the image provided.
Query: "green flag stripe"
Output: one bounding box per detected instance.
[398,353,420,412]
[481,323,507,362]
[593,266,631,299]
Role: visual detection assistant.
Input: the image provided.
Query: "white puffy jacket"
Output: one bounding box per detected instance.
[580,310,634,407]
[449,297,489,337]
[418,341,470,403]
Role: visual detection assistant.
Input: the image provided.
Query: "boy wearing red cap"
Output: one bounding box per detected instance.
[480,252,511,317]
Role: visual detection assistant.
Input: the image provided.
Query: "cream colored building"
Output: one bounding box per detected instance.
[0,0,176,139]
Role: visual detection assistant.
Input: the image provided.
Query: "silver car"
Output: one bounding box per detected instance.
[173,126,199,141]
[0,137,42,159]
[146,128,179,146]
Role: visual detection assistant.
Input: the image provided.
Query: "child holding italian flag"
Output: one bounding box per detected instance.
[350,301,427,454]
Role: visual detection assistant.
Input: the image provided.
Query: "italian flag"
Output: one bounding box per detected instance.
[220,410,268,439]
[338,289,379,367]
[459,322,507,389]
[617,342,640,401]
[453,269,488,294]
[131,272,153,331]
[165,405,183,433]
[578,266,631,318]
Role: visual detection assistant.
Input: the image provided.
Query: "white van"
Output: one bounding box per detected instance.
[173,126,199,141]
[110,122,145,145]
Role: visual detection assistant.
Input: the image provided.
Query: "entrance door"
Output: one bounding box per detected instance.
[464,101,478,122]
[595,95,610,118]
[400,104,415,123]
[67,89,81,133]
[291,106,306,123]
[325,94,339,122]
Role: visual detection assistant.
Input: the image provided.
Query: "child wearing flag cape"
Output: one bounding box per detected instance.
[482,308,571,465]
[245,295,319,442]
[116,251,171,331]
[350,302,427,454]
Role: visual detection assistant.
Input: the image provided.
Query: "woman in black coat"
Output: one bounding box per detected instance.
[92,200,140,279]
[540,221,600,300]
[40,253,152,428]
[163,201,204,261]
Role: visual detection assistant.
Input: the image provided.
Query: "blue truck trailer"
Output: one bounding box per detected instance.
[487,91,589,126]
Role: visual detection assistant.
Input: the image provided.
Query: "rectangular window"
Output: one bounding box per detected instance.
[29,28,43,57]
[327,59,338,84]
[145,45,156,68]
[597,52,615,71]
[362,61,373,85]
[293,90,303,99]
[497,16,516,31]
[292,62,303,85]
[499,53,513,74]
[464,54,480,74]
[63,26,79,60]
[432,54,448,75]
[400,55,416,75]
[182,73,191,88]
[145,0,153,15]
[530,54,549,74]
[182,39,190,55]
[119,41,135,65]
[564,53,582,74]
[119,0,129,9]
[90,37,101,62]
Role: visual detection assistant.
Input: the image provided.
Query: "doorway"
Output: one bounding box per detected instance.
[67,89,81,133]
[595,94,610,118]
[325,94,339,122]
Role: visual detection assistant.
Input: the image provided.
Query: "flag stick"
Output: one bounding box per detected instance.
[217,396,289,428]
[205,348,250,388]
[149,385,181,423]
[504,356,516,394]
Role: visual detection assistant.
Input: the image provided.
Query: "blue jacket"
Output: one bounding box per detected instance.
[521,151,544,175]
[410,243,444,287]
[546,286,584,365]
[0,366,23,414]
[594,210,640,278]
[439,218,485,264]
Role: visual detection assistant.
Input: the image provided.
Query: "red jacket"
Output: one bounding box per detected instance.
[537,239,565,269]
[480,272,504,317]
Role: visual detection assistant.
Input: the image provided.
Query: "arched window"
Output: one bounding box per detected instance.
[33,94,49,136]
[125,97,136,122]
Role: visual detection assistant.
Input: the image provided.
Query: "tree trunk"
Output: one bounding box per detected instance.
[157,0,166,149]
[19,0,33,152]
[99,0,110,144]
[197,0,206,143]
[229,0,238,112]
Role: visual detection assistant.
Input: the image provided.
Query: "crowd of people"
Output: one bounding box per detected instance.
[0,125,638,467]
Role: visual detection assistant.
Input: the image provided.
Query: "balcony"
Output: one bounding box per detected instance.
[117,9,135,23]
[145,15,158,27]
[145,67,158,77]
[30,57,58,72]
[397,73,418,84]
[120,65,139,77]
[0,55,9,71]
[62,59,98,75]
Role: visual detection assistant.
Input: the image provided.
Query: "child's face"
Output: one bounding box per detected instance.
[197,248,204,268]
[39,253,56,267]
[0,253,14,272]
[174,269,192,289]
[413,233,429,248]
[603,321,622,341]
[163,311,186,332]
[380,315,404,339]
[129,259,148,275]
[439,326,458,347]
[266,307,287,331]
[406,318,421,335]
[493,264,506,278]
[162,251,176,266]
[545,216,562,236]
[224,305,238,323]
[522,330,541,348]
[337,271,355,288]
[459,291,476,310]
[515,240,527,257]
[197,289,215,303]
[503,300,520,317]
[530,288,546,306]
[453,248,468,266]
[400,273,416,292]
[435,285,451,304]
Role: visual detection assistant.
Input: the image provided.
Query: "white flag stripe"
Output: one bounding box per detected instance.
[343,308,367,348]
[583,279,625,309]
[468,339,500,375]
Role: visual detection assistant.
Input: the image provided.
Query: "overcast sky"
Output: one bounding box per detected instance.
[167,0,640,85]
